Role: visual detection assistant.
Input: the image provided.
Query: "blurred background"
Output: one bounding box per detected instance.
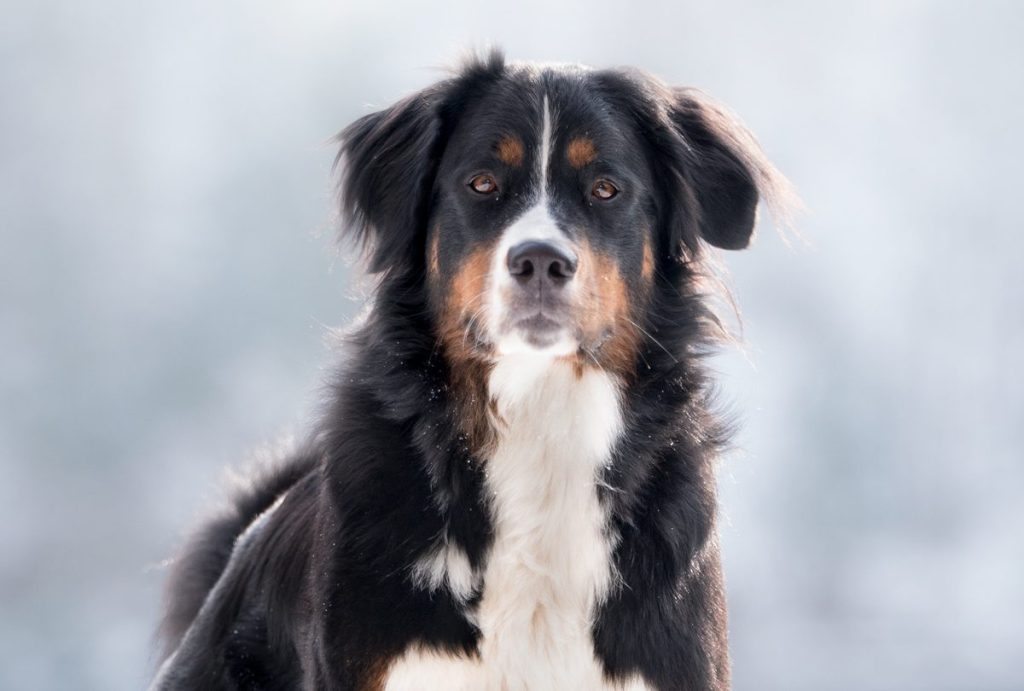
[2,1,1022,689]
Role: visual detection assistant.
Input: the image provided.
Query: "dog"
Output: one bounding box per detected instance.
[152,50,791,690]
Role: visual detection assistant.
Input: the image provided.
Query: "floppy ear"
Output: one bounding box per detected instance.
[667,88,767,251]
[335,50,507,276]
[597,69,791,259]
[335,86,447,275]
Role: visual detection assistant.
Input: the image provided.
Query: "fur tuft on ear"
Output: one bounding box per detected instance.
[333,49,507,276]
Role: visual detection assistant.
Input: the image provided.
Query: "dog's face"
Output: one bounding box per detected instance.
[428,72,657,368]
[338,54,780,374]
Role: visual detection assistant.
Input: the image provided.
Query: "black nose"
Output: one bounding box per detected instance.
[506,241,578,288]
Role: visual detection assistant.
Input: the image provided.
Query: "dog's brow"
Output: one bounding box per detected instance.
[567,137,597,168]
[496,135,524,167]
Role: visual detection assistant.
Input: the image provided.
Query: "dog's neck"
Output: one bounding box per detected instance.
[488,353,621,430]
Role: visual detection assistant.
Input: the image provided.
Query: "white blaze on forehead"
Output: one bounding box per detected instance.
[496,94,563,247]
[484,91,578,356]
[539,92,553,188]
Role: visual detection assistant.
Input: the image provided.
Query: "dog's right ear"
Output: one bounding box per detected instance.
[335,50,506,276]
[335,86,447,276]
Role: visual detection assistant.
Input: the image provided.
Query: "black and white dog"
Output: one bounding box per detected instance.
[153,51,791,690]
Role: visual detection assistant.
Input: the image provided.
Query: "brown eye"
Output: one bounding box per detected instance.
[592,179,618,200]
[469,174,498,195]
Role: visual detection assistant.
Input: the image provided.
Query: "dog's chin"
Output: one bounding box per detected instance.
[494,316,578,358]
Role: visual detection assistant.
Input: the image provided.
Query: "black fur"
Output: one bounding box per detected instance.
[153,50,789,690]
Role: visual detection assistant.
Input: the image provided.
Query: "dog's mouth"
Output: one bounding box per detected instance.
[485,303,578,357]
[512,313,565,348]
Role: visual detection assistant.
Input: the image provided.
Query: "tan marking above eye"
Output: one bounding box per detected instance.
[567,137,597,168]
[469,174,498,194]
[592,179,618,200]
[496,135,524,167]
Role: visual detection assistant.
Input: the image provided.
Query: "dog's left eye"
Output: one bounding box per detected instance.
[592,179,618,200]
[469,174,498,195]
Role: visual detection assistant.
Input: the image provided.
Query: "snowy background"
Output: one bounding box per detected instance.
[2,1,1022,689]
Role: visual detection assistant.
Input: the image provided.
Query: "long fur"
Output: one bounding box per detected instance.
[152,50,792,691]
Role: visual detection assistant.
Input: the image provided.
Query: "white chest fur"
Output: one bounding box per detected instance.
[385,357,649,690]
[477,357,621,689]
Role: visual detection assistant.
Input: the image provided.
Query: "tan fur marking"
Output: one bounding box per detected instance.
[428,230,441,279]
[445,247,491,331]
[437,244,499,455]
[567,137,597,168]
[641,235,654,281]
[573,239,642,377]
[496,135,524,167]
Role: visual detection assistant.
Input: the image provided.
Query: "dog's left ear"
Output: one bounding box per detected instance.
[600,70,792,259]
[666,89,767,251]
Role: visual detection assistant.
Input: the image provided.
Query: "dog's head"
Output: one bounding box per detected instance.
[337,52,788,375]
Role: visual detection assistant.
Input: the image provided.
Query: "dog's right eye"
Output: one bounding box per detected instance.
[592,179,619,201]
[469,174,498,195]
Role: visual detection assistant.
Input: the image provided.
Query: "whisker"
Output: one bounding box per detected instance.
[461,300,492,350]
[581,345,606,374]
[622,316,678,364]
